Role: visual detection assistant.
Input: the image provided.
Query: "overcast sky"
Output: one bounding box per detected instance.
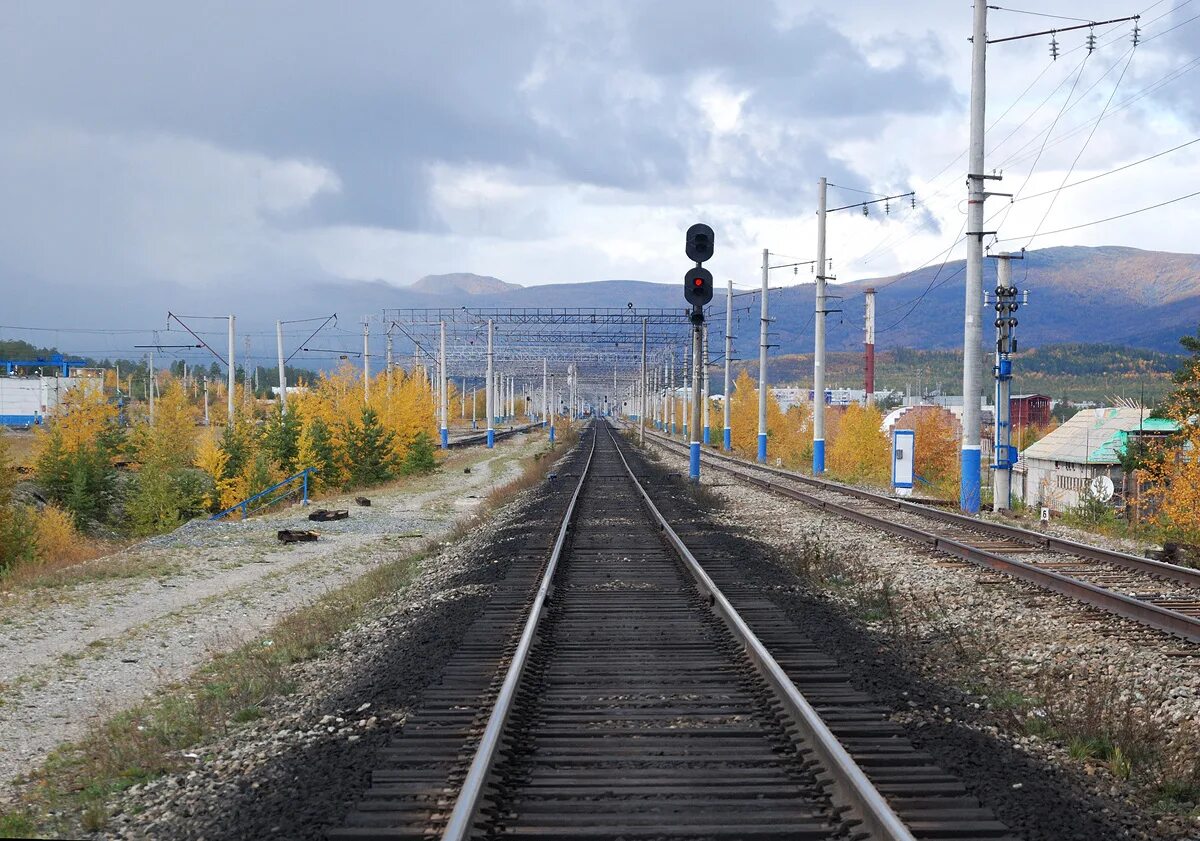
[2,0,1197,348]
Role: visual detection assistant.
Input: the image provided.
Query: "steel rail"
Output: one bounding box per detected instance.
[645,428,1200,586]
[638,427,1200,644]
[605,422,918,841]
[444,423,539,449]
[440,427,598,841]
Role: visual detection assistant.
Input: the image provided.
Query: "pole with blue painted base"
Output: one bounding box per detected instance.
[485,319,495,449]
[723,278,734,452]
[689,308,703,483]
[757,248,770,463]
[439,320,449,449]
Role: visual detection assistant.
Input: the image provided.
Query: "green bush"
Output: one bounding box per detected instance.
[345,407,398,487]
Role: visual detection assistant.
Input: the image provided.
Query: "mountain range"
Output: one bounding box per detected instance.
[382,246,1200,354]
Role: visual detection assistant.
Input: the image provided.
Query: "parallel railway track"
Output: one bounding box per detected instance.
[335,421,1014,840]
[446,423,539,449]
[637,426,1200,644]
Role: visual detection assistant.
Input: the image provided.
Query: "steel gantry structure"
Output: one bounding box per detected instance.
[381,307,709,450]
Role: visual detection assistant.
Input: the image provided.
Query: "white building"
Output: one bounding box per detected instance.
[1013,407,1177,511]
[0,376,102,427]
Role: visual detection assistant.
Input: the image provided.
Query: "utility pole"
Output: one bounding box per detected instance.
[243,335,252,410]
[640,318,647,445]
[203,378,210,426]
[542,357,548,428]
[148,350,156,426]
[864,288,877,406]
[961,0,989,513]
[690,316,702,482]
[362,320,371,404]
[724,279,733,451]
[471,387,477,429]
[227,314,236,424]
[276,320,287,414]
[758,248,769,463]
[702,323,710,445]
[990,253,1025,511]
[549,372,556,444]
[813,177,828,474]
[386,329,394,397]
[683,341,690,440]
[439,320,448,449]
[486,319,495,448]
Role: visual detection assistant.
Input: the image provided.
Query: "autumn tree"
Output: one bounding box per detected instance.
[827,403,890,486]
[1142,327,1200,545]
[35,385,125,528]
[903,407,960,500]
[0,435,37,573]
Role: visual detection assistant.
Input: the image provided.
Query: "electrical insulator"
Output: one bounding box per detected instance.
[884,199,890,215]
[911,195,916,209]
[862,204,869,217]
[1132,22,1140,47]
[1087,27,1096,54]
[1050,34,1059,60]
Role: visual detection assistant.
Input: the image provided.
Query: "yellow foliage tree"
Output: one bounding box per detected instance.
[904,407,960,499]
[36,384,118,458]
[827,403,890,486]
[132,378,199,469]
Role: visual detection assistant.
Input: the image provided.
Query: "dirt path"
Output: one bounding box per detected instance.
[0,433,541,792]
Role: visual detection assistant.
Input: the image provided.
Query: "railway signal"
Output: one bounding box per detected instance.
[683,223,714,484]
[684,266,713,308]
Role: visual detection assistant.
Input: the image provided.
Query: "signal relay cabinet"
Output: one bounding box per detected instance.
[893,429,915,497]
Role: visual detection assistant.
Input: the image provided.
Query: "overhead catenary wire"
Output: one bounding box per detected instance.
[995,188,1200,244]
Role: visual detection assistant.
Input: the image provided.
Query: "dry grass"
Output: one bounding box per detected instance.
[0,506,124,593]
[0,429,39,471]
[7,546,427,837]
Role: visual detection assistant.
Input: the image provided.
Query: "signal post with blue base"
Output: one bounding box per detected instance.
[684,223,715,483]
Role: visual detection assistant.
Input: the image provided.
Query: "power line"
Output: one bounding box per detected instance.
[1012,136,1200,202]
[1021,46,1138,247]
[995,188,1200,243]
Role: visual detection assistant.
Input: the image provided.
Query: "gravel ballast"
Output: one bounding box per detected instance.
[639,436,1200,840]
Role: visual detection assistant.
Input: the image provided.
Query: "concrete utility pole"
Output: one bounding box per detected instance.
[439,320,448,449]
[724,279,733,451]
[640,317,647,445]
[243,335,252,410]
[542,357,548,427]
[757,248,769,463]
[961,0,989,513]
[472,387,477,429]
[362,321,370,404]
[702,323,710,445]
[864,288,877,406]
[993,256,1013,510]
[813,177,828,474]
[386,330,394,397]
[549,373,556,443]
[461,377,466,420]
[486,319,495,448]
[227,314,236,424]
[148,350,156,426]
[276,320,287,414]
[203,378,210,426]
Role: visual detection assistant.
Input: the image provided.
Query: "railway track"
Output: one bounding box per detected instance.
[637,426,1200,644]
[336,420,1014,840]
[446,423,539,449]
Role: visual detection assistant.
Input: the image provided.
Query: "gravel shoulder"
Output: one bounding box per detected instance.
[0,432,543,793]
[644,437,1200,840]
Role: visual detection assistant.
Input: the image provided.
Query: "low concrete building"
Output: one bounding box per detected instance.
[0,375,104,427]
[1013,407,1177,511]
